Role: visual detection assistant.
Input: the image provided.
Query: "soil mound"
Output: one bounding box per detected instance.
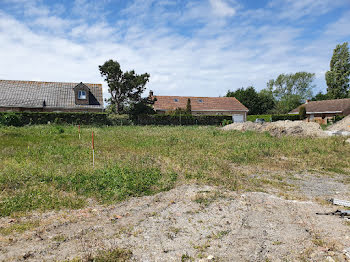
[222,120,327,137]
[328,115,350,131]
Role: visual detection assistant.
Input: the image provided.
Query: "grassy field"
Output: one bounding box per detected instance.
[0,125,349,217]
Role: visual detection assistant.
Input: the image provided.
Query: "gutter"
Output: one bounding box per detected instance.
[155,109,249,112]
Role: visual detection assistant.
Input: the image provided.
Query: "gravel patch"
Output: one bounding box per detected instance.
[0,184,349,262]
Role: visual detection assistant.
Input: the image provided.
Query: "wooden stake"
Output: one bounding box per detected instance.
[92,131,95,167]
[78,125,81,139]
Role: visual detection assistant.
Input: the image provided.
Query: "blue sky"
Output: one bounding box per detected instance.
[0,0,349,101]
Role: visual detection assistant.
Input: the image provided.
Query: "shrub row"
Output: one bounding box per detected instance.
[0,112,115,126]
[134,114,232,125]
[271,114,300,121]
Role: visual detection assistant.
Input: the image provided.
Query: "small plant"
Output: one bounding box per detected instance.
[181,253,194,262]
[221,119,232,126]
[84,248,132,262]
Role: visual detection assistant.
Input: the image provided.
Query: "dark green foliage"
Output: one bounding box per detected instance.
[221,119,233,126]
[0,112,113,126]
[226,86,275,115]
[247,115,272,122]
[99,59,150,114]
[128,100,156,117]
[326,42,350,99]
[0,112,23,126]
[312,92,330,101]
[334,115,345,122]
[299,106,306,120]
[136,114,232,125]
[271,114,300,121]
[186,98,192,114]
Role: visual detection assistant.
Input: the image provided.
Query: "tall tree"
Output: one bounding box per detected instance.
[267,72,315,114]
[226,86,275,115]
[99,59,150,114]
[325,42,350,99]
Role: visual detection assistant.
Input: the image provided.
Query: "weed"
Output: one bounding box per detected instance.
[0,220,39,235]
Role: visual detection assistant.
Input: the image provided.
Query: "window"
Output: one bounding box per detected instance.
[174,98,179,102]
[78,90,86,100]
[198,99,203,103]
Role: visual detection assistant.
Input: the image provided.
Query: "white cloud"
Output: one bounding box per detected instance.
[209,0,237,17]
[0,0,349,105]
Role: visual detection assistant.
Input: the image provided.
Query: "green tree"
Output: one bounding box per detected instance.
[325,42,350,99]
[186,98,192,114]
[312,91,330,101]
[226,86,275,115]
[99,59,150,114]
[128,99,156,117]
[299,106,306,120]
[267,72,315,113]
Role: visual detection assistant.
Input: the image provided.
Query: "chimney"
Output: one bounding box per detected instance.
[305,100,310,104]
[149,90,154,97]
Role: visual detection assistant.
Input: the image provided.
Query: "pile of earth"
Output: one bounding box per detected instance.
[328,115,350,132]
[222,120,327,137]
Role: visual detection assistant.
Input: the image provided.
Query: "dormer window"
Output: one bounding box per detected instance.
[198,99,203,103]
[174,98,179,102]
[78,90,86,100]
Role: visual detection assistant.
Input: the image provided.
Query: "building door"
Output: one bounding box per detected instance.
[232,114,244,123]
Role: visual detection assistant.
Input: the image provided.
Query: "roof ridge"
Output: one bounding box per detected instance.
[309,98,350,103]
[0,79,102,86]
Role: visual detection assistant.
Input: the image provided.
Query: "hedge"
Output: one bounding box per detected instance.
[247,115,272,122]
[271,114,300,121]
[0,112,116,126]
[134,114,232,125]
[0,112,233,126]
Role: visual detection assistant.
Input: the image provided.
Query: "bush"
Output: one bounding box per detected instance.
[0,112,118,126]
[334,115,345,122]
[135,114,232,125]
[247,115,272,122]
[271,114,300,122]
[299,106,306,120]
[0,112,23,126]
[222,119,233,126]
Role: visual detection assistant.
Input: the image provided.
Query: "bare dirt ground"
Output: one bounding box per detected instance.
[1,172,349,262]
[328,116,350,132]
[222,121,327,137]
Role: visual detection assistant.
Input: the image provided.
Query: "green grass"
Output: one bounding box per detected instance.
[0,220,40,235]
[0,125,349,217]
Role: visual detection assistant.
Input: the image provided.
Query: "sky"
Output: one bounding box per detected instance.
[0,0,349,102]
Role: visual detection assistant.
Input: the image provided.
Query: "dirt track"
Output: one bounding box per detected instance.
[1,176,349,262]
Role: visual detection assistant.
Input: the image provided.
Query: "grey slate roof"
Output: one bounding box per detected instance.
[0,80,103,109]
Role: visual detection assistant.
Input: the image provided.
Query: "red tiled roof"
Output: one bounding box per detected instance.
[290,98,350,114]
[153,96,248,112]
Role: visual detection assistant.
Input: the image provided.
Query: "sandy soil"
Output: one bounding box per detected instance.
[222,121,327,137]
[1,176,349,262]
[328,116,350,132]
